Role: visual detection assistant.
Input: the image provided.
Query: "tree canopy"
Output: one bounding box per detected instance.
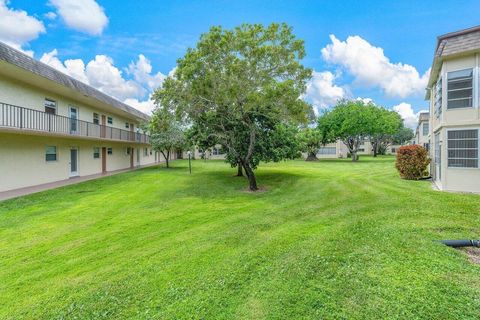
[298,127,332,161]
[154,23,312,190]
[317,100,406,161]
[317,100,375,161]
[148,108,186,168]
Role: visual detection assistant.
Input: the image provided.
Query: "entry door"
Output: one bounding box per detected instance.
[70,147,79,177]
[69,107,78,134]
[101,147,107,173]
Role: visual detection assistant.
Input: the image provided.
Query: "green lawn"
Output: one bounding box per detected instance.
[1,157,480,319]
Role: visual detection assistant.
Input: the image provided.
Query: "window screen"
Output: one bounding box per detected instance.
[447,69,473,109]
[46,146,57,161]
[447,129,478,168]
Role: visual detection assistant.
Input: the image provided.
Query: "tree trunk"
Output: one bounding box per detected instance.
[236,163,244,176]
[351,151,358,162]
[373,142,378,157]
[306,152,319,161]
[161,150,169,168]
[242,163,258,191]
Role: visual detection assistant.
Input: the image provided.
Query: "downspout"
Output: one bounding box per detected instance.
[440,239,480,248]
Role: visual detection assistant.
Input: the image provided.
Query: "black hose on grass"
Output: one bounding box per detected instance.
[440,239,480,248]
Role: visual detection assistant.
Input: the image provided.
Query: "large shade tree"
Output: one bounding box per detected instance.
[154,23,312,190]
[393,126,415,145]
[369,108,403,157]
[298,127,332,161]
[317,100,376,162]
[148,108,186,168]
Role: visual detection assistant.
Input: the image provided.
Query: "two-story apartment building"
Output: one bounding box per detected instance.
[415,112,430,150]
[426,26,480,192]
[0,42,159,193]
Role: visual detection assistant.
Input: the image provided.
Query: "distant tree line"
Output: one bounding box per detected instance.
[299,100,414,162]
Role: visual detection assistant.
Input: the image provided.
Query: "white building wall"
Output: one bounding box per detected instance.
[0,133,157,192]
[429,53,480,192]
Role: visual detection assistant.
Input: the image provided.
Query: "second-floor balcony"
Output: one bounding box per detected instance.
[0,102,150,144]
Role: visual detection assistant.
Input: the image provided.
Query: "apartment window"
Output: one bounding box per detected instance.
[107,116,113,125]
[107,147,113,155]
[125,122,130,129]
[45,146,57,161]
[93,113,99,125]
[44,99,56,115]
[212,147,224,155]
[318,147,336,155]
[93,147,100,159]
[424,142,430,152]
[144,148,148,156]
[447,69,473,109]
[358,148,365,152]
[391,148,396,153]
[126,147,131,155]
[422,123,429,136]
[447,129,478,168]
[435,78,442,117]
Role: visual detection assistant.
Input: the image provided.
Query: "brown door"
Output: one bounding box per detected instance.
[101,147,107,173]
[130,148,134,168]
[101,115,106,138]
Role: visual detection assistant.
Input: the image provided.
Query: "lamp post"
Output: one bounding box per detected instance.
[187,150,192,174]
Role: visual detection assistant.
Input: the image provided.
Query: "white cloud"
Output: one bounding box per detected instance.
[0,0,45,55]
[49,0,108,35]
[127,54,166,90]
[85,55,144,100]
[304,71,346,111]
[322,35,429,98]
[356,97,374,104]
[40,49,169,113]
[392,102,428,129]
[44,11,57,20]
[124,95,156,115]
[40,49,89,83]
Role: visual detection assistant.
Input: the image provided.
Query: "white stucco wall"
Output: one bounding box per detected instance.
[0,133,157,192]
[428,53,480,193]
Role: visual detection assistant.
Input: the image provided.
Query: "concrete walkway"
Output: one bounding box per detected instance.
[0,162,161,202]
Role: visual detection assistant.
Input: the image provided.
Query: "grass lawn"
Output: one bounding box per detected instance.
[1,157,480,319]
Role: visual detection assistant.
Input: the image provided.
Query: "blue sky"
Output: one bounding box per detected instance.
[2,0,480,126]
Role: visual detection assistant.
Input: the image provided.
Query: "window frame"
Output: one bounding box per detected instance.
[45,146,57,162]
[107,147,113,155]
[93,113,99,125]
[93,147,100,159]
[422,122,429,136]
[446,128,479,169]
[44,98,57,115]
[435,77,442,118]
[446,68,474,110]
[317,146,337,155]
[107,116,113,125]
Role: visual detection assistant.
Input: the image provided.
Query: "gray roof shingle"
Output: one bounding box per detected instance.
[0,41,150,121]
[426,26,480,99]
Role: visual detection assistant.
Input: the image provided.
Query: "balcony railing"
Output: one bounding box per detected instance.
[0,102,149,144]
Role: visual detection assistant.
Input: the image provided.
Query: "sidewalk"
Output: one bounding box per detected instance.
[0,162,161,202]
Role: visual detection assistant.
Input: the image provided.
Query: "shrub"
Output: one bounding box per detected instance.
[395,145,431,180]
